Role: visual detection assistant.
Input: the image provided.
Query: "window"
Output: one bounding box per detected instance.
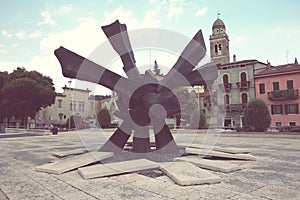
[58,99,62,108]
[218,44,222,55]
[58,113,63,120]
[259,83,265,94]
[224,94,230,105]
[271,105,283,114]
[214,44,218,54]
[290,122,296,127]
[287,80,294,89]
[285,104,299,114]
[79,102,85,111]
[273,82,279,91]
[90,102,94,110]
[70,103,76,111]
[241,72,247,83]
[223,74,229,84]
[241,93,248,104]
[275,122,282,128]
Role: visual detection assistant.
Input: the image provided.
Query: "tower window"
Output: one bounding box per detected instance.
[218,44,222,55]
[214,44,218,54]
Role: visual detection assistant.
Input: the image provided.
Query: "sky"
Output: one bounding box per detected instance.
[1,0,300,94]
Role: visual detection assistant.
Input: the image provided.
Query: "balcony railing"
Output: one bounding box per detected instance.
[268,89,299,100]
[218,83,232,92]
[225,103,246,113]
[236,81,250,91]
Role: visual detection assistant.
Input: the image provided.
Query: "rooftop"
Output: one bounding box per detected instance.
[255,61,300,77]
[218,59,267,70]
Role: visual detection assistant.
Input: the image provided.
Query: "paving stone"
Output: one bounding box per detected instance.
[178,143,251,154]
[159,161,221,186]
[53,149,88,157]
[35,152,113,174]
[186,147,256,161]
[78,159,159,179]
[174,156,241,173]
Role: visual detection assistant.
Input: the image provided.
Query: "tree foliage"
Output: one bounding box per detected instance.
[0,67,56,124]
[243,99,271,131]
[97,108,111,128]
[173,87,197,125]
[152,60,163,76]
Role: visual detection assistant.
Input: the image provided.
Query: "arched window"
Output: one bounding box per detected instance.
[223,74,229,84]
[218,44,222,55]
[241,72,247,83]
[242,93,248,104]
[224,94,230,105]
[214,44,218,54]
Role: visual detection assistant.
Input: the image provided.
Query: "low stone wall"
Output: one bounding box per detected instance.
[4,128,51,135]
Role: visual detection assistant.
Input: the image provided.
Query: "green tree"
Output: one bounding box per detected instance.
[1,67,56,126]
[153,60,163,76]
[173,87,197,126]
[0,71,9,123]
[97,108,111,128]
[243,99,271,131]
[190,111,206,129]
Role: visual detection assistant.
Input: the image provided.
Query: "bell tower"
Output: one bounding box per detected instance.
[209,15,230,65]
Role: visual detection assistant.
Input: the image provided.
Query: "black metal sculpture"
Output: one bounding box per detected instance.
[54,20,217,156]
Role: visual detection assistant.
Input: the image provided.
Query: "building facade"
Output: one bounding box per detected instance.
[216,60,267,128]
[36,86,97,127]
[255,60,300,128]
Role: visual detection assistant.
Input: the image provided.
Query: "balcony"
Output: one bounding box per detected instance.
[218,83,232,92]
[268,89,299,100]
[225,104,246,113]
[236,81,250,91]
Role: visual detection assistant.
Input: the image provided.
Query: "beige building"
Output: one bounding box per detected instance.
[36,86,97,127]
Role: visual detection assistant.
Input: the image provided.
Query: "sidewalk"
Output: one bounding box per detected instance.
[0,129,299,199]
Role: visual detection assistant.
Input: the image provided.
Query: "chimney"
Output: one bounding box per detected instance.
[267,60,271,68]
[295,57,298,65]
[233,54,236,62]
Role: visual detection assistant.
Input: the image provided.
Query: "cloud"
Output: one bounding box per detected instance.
[1,6,163,93]
[14,30,42,40]
[28,30,42,39]
[38,11,55,26]
[15,30,26,40]
[195,7,207,17]
[167,4,183,19]
[1,30,12,38]
[55,5,72,14]
[104,5,160,29]
[11,43,19,48]
[149,0,158,4]
[235,36,246,43]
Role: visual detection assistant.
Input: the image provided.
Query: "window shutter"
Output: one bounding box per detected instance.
[284,104,288,114]
[296,104,299,114]
[281,105,283,114]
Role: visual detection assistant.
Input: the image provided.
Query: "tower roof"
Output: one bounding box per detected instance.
[212,18,225,29]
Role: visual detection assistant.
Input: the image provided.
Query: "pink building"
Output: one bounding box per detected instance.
[255,59,300,128]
